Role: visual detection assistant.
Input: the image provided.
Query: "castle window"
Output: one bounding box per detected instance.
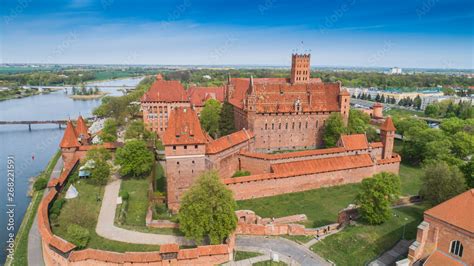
[192,160,195,164]
[184,145,187,149]
[306,121,308,128]
[265,123,268,130]
[299,122,302,129]
[272,123,274,130]
[173,146,176,150]
[195,145,198,149]
[279,123,281,129]
[450,240,463,257]
[316,121,319,128]
[292,122,295,129]
[285,123,288,129]
[177,162,179,165]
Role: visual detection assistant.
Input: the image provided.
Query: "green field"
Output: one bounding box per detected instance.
[119,178,149,226]
[237,184,361,227]
[52,178,160,252]
[311,204,426,266]
[237,162,422,227]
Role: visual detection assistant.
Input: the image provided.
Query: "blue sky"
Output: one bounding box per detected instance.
[1,0,473,68]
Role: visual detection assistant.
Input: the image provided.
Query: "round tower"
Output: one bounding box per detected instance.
[373,102,383,119]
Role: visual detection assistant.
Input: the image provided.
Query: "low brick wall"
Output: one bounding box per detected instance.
[146,207,179,229]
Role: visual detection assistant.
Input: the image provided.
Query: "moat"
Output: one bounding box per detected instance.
[0,77,143,263]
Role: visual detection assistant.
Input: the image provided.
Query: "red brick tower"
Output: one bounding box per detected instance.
[60,120,80,162]
[373,103,383,119]
[290,54,311,84]
[380,117,396,159]
[163,107,208,212]
[75,116,90,144]
[339,88,350,126]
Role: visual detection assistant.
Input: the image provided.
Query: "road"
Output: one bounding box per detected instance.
[27,156,63,266]
[236,236,330,266]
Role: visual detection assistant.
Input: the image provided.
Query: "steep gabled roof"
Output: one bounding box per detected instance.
[60,121,80,148]
[339,134,369,151]
[75,116,89,139]
[188,86,225,107]
[380,117,396,131]
[206,129,254,154]
[141,75,188,103]
[163,107,207,145]
[424,250,464,266]
[425,189,474,233]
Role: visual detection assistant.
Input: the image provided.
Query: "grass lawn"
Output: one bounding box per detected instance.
[119,178,149,226]
[234,251,263,261]
[311,204,426,266]
[52,178,160,252]
[399,164,423,196]
[253,261,287,266]
[237,184,361,227]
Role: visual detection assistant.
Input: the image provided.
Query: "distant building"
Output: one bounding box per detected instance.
[408,189,474,266]
[390,67,402,75]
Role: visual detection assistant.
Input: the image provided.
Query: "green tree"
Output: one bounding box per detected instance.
[219,102,236,136]
[66,224,90,249]
[85,147,111,162]
[100,118,118,142]
[420,161,467,204]
[347,109,370,134]
[440,117,466,135]
[125,120,152,141]
[323,113,347,147]
[356,172,401,225]
[451,131,474,159]
[394,117,428,136]
[115,139,154,177]
[178,171,237,244]
[200,99,222,138]
[89,160,110,185]
[461,157,474,188]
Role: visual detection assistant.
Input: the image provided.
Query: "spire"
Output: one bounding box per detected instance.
[60,121,80,148]
[380,117,396,132]
[248,75,254,94]
[156,73,164,80]
[75,116,90,140]
[227,73,231,85]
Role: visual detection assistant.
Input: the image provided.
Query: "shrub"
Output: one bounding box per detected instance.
[232,170,251,178]
[119,190,129,201]
[33,176,48,191]
[49,198,66,217]
[66,224,90,249]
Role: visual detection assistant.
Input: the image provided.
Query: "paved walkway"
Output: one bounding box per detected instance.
[235,236,330,266]
[368,239,413,266]
[96,178,194,245]
[303,227,343,248]
[223,245,299,266]
[27,156,63,266]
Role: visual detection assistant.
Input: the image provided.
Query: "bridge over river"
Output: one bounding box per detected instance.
[0,118,92,131]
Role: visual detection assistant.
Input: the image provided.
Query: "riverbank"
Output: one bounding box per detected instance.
[0,87,63,101]
[5,150,61,266]
[68,91,109,100]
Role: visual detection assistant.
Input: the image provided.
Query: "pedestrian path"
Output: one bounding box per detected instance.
[368,239,413,266]
[95,178,194,245]
[27,156,63,266]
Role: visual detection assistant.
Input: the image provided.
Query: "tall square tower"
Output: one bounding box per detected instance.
[290,53,311,84]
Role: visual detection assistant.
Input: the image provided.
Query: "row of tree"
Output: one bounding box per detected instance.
[424,100,473,119]
[72,86,100,95]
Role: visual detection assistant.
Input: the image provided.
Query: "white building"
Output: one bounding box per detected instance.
[390,67,402,75]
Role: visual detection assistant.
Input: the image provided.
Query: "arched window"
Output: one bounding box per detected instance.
[450,240,463,257]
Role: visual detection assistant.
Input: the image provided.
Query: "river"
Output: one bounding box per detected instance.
[0,76,144,263]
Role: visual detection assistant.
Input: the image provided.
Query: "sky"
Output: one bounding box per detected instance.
[0,0,473,68]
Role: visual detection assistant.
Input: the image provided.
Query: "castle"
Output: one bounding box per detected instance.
[141,53,401,212]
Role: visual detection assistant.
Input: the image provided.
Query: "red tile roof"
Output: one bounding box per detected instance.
[228,77,342,113]
[424,250,464,266]
[339,90,350,96]
[206,129,254,154]
[75,116,89,139]
[240,147,347,160]
[271,154,374,176]
[163,107,208,145]
[188,86,225,107]
[380,117,396,131]
[60,121,80,148]
[425,189,474,233]
[141,77,188,103]
[340,134,369,150]
[369,142,384,148]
